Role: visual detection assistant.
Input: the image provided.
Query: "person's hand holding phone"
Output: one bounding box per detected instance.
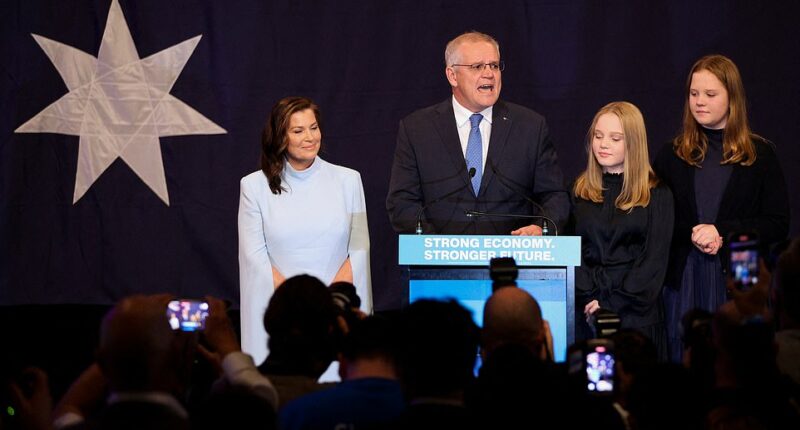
[52,363,107,427]
[8,367,53,430]
[195,296,240,375]
[727,258,771,319]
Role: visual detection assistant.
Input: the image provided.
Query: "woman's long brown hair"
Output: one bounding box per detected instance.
[674,55,756,167]
[260,97,321,194]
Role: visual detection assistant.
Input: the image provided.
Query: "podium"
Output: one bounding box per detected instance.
[399,235,581,362]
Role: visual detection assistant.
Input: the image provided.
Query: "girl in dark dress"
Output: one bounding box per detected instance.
[653,55,790,362]
[573,102,674,358]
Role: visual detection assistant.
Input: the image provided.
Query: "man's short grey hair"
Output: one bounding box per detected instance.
[445,31,500,66]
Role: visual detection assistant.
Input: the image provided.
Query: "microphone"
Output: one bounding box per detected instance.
[484,161,559,236]
[415,167,476,234]
[464,209,554,235]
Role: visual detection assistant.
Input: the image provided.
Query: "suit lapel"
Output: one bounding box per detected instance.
[433,100,474,191]
[480,101,512,196]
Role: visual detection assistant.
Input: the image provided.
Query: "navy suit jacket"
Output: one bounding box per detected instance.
[386,98,569,235]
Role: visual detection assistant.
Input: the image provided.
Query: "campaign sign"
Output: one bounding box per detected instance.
[399,235,581,266]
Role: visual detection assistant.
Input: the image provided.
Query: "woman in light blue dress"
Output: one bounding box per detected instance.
[238,97,371,365]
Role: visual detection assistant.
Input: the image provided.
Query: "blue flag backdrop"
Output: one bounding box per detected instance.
[2,1,799,307]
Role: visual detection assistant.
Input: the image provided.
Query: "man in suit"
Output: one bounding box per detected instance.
[386,31,569,235]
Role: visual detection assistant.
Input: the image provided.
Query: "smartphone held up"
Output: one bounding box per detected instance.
[568,338,615,395]
[729,232,759,291]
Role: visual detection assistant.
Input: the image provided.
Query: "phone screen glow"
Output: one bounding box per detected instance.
[586,349,614,392]
[166,300,209,331]
[730,239,759,287]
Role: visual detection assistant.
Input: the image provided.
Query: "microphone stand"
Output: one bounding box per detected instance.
[487,161,559,236]
[415,167,476,234]
[464,209,555,235]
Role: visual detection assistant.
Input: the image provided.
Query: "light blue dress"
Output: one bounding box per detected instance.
[238,157,371,365]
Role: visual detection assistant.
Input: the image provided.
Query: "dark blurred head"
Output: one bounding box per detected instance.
[713,301,778,390]
[774,238,800,329]
[682,309,714,353]
[340,315,398,363]
[681,308,715,392]
[709,295,800,430]
[482,287,545,358]
[397,299,480,399]
[627,363,704,430]
[611,329,657,376]
[263,275,338,377]
[610,329,657,405]
[471,342,569,428]
[192,384,276,430]
[97,294,194,394]
[337,315,400,381]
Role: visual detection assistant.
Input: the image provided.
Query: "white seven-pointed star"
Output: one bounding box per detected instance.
[15,0,226,205]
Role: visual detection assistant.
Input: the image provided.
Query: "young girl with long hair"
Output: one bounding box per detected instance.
[654,55,790,361]
[573,101,673,357]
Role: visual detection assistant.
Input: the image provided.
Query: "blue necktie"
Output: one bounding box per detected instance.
[466,113,483,194]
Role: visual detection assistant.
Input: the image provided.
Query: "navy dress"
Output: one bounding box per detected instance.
[572,173,674,358]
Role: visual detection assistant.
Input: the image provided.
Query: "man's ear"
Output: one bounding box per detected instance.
[445,66,458,87]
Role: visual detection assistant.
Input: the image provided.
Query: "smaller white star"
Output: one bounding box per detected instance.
[15,0,226,205]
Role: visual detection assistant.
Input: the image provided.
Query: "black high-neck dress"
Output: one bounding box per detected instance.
[572,173,674,356]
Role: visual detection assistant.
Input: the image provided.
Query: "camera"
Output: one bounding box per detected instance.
[489,257,518,291]
[728,232,759,291]
[166,299,209,332]
[591,308,621,338]
[329,282,362,329]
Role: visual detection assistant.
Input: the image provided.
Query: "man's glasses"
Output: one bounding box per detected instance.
[450,61,505,72]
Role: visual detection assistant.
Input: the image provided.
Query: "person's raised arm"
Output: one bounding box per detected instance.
[201,296,278,409]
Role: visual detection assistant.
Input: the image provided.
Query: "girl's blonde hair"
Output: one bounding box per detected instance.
[574,101,658,211]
